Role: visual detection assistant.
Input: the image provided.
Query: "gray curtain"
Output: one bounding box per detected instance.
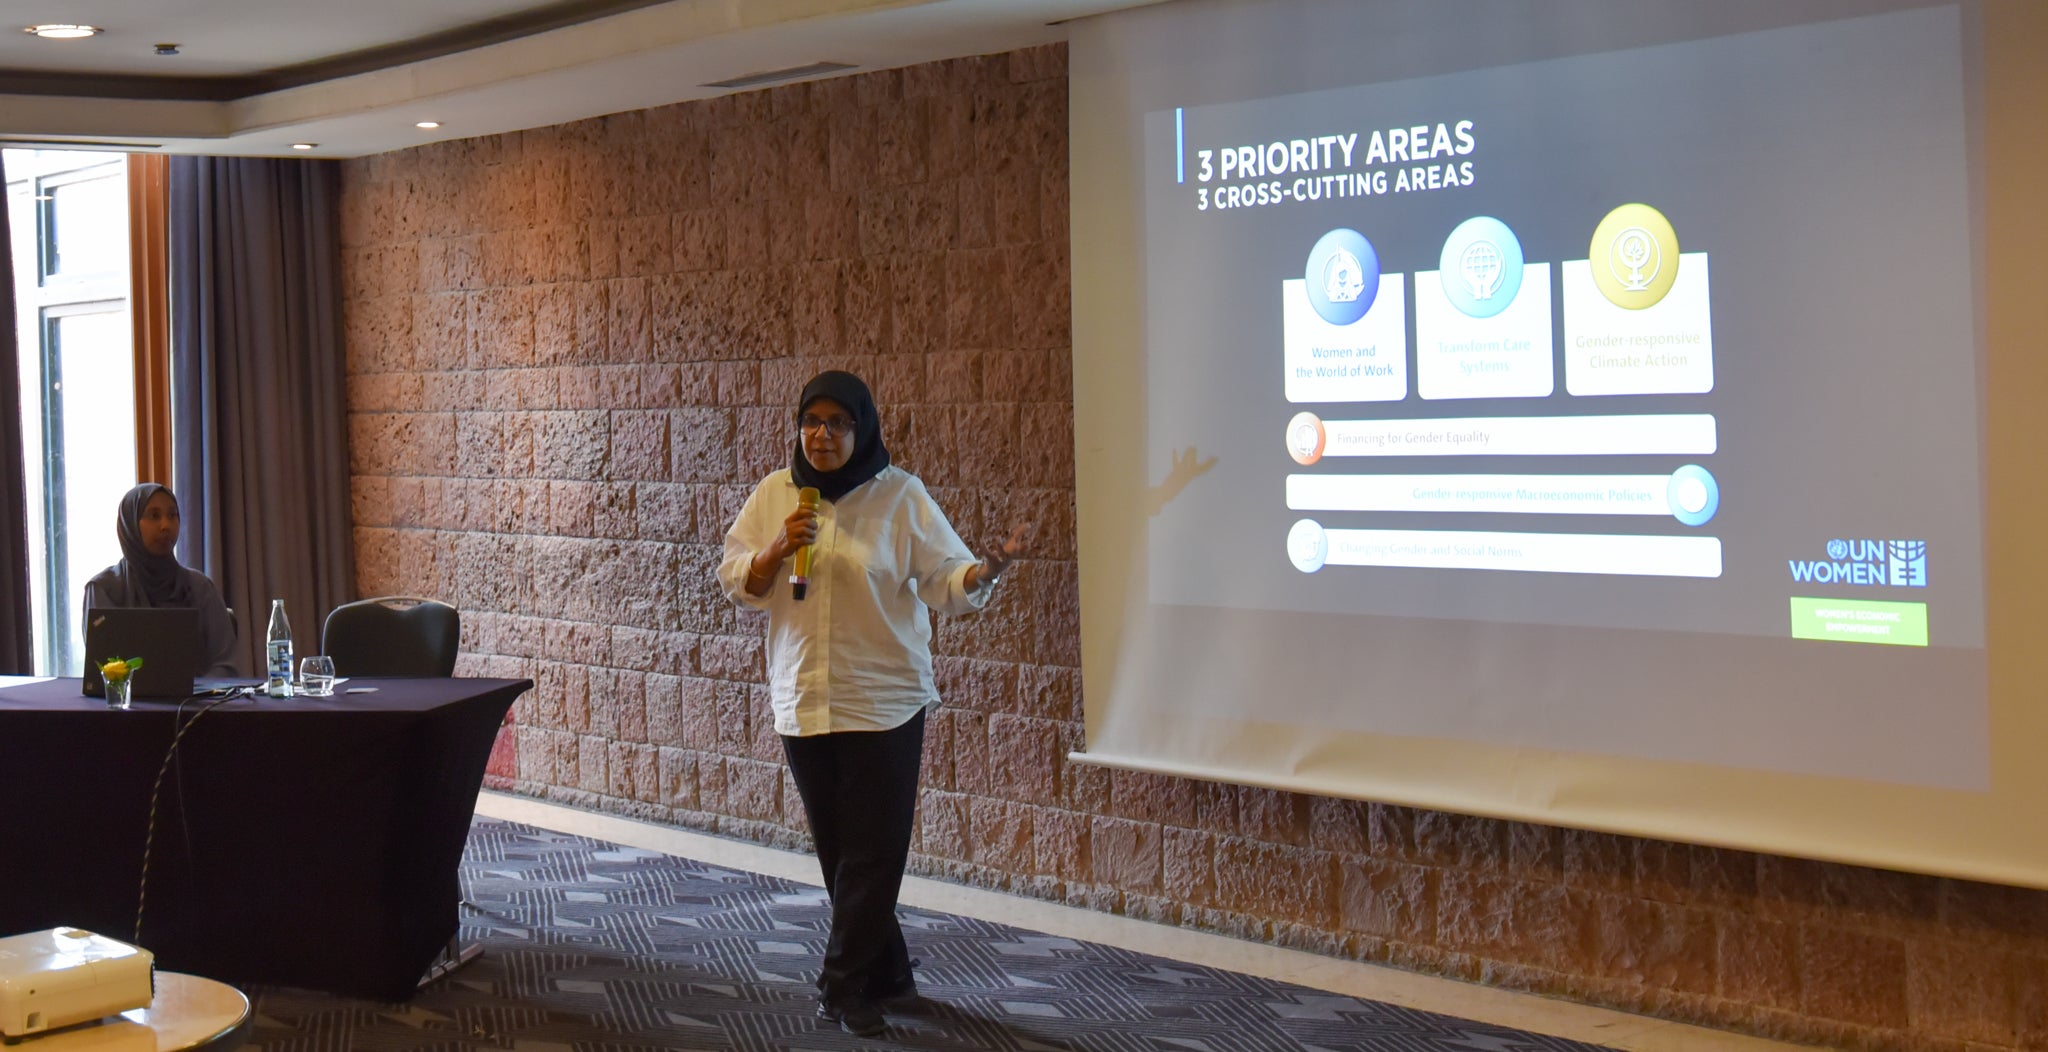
[168,157,354,677]
[0,156,32,673]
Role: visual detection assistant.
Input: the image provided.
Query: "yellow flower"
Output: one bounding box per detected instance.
[98,656,143,682]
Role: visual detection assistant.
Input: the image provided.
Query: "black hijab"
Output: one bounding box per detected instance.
[115,483,194,607]
[790,371,890,502]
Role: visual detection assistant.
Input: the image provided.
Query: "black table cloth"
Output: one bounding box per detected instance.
[0,676,529,1002]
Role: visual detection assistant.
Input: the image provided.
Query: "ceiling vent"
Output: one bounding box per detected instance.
[0,137,159,150]
[702,61,855,90]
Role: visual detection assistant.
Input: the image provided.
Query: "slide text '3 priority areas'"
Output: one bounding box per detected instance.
[1192,120,1477,211]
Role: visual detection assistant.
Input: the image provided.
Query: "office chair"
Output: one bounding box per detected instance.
[320,597,460,677]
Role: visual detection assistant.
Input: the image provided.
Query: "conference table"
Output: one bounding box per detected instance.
[0,676,530,1003]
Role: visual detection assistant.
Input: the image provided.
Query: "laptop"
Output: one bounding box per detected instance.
[81,607,203,699]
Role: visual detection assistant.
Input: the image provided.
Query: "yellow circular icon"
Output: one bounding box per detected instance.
[1589,203,1680,310]
[1286,412,1325,466]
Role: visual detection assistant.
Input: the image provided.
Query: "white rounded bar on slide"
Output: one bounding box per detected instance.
[1287,473,1676,516]
[1323,527,1721,577]
[1318,413,1716,457]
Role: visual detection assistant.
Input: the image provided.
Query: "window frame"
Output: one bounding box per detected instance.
[4,149,166,675]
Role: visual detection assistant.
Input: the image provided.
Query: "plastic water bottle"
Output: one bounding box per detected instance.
[265,599,295,698]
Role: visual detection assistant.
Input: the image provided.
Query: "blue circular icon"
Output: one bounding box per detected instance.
[1438,216,1525,319]
[1287,519,1329,573]
[1305,229,1381,325]
[1667,465,1720,527]
[1826,539,1849,560]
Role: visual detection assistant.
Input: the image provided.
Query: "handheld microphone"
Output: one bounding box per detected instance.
[791,487,820,601]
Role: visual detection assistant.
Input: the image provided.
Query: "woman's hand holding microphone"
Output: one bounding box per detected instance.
[746,499,822,596]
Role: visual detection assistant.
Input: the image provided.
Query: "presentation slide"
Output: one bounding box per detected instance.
[1101,0,1990,791]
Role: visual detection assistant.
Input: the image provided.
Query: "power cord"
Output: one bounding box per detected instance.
[134,686,255,943]
[167,693,205,887]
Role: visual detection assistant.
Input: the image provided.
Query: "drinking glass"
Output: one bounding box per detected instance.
[299,656,336,697]
[104,675,132,710]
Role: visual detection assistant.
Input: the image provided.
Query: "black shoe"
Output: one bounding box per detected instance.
[817,997,887,1038]
[868,956,922,1007]
[869,971,921,1008]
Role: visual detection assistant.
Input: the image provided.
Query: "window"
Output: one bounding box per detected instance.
[6,150,134,675]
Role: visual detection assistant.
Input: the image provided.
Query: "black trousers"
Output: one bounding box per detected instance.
[781,708,926,1004]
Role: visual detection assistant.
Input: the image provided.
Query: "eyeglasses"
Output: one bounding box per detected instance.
[799,414,855,437]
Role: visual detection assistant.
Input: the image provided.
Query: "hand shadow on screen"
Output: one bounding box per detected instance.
[1147,446,1216,516]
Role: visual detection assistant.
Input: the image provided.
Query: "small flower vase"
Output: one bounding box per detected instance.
[105,675,132,709]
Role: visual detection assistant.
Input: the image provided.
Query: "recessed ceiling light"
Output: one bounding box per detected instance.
[415,121,441,130]
[291,143,316,151]
[24,24,102,39]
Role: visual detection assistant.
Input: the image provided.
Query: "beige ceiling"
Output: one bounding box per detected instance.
[0,0,624,77]
[0,0,1154,157]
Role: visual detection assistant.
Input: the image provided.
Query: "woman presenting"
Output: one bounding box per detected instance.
[83,483,239,677]
[720,371,1026,1038]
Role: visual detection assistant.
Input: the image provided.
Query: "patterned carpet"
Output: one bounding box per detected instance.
[243,818,1614,1051]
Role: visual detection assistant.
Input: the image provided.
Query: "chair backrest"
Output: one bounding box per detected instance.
[321,597,460,677]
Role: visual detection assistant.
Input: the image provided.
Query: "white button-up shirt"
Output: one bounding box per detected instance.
[720,466,991,737]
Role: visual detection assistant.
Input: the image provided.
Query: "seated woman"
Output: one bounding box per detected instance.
[82,483,238,677]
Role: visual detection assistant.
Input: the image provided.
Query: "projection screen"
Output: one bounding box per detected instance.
[1068,0,2048,888]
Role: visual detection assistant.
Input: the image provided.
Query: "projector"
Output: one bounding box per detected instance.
[0,928,154,1039]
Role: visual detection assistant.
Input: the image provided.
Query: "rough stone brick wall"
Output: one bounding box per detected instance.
[337,43,2048,1052]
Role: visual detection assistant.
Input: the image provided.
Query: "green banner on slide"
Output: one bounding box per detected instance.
[1788,597,1928,647]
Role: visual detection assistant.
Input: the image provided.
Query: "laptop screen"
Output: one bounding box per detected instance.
[81,607,203,699]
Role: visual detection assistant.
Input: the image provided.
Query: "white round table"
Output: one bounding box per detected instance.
[15,972,248,1051]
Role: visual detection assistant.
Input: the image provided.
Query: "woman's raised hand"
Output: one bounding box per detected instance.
[979,523,1032,583]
